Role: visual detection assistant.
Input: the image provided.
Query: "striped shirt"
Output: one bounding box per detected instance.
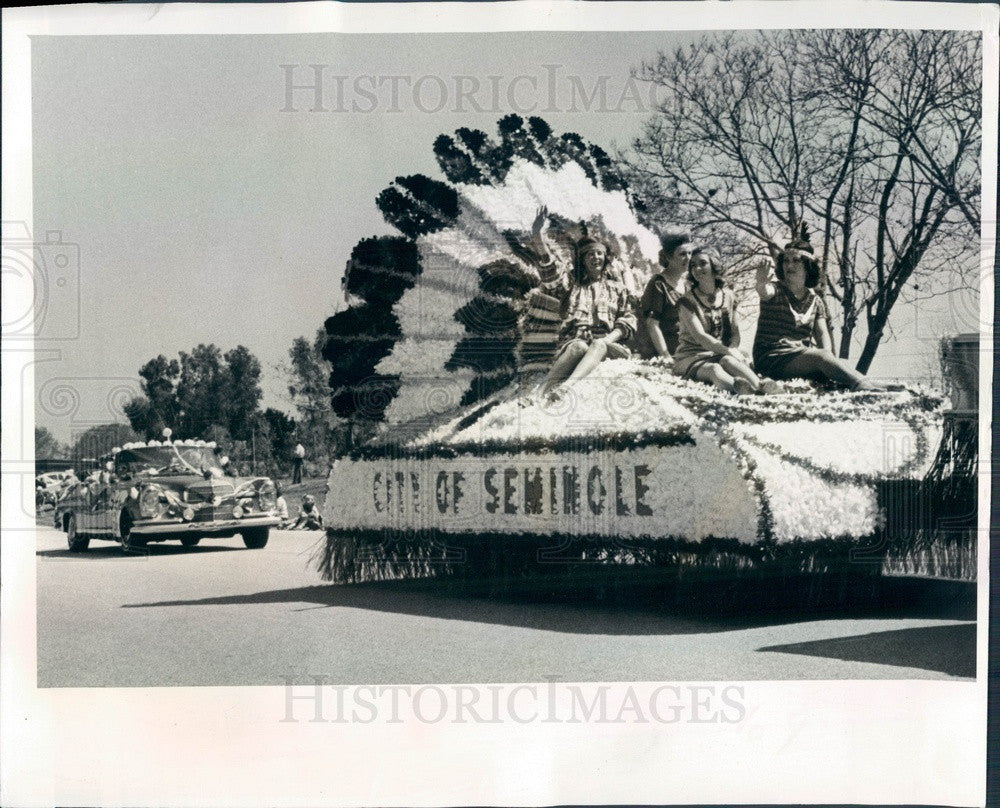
[753,283,829,364]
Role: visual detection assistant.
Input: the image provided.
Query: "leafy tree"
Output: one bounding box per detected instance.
[628,29,981,371]
[289,329,340,458]
[123,355,180,438]
[223,345,263,441]
[69,423,140,465]
[175,344,228,437]
[35,426,66,459]
[124,344,265,441]
[263,407,297,470]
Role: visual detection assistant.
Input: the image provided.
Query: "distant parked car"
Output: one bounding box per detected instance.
[54,438,280,553]
[35,471,73,509]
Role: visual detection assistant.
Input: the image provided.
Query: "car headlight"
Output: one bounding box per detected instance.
[257,480,276,511]
[139,485,165,518]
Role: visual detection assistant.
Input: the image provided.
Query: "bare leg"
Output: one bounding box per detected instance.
[541,340,588,396]
[782,348,871,389]
[563,340,610,386]
[719,355,761,390]
[694,362,736,393]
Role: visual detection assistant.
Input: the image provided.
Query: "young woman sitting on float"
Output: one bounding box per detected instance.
[527,207,638,398]
[672,247,778,395]
[633,231,694,361]
[753,242,881,391]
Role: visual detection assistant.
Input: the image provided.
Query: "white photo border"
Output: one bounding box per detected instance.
[2,2,996,806]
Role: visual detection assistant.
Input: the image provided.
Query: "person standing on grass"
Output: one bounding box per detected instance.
[753,242,881,391]
[292,442,305,485]
[672,247,777,395]
[634,232,694,361]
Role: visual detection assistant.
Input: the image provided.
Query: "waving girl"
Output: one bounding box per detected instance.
[753,243,880,391]
[526,207,637,397]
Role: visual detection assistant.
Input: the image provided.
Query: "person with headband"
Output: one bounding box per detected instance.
[526,206,637,398]
[753,239,881,391]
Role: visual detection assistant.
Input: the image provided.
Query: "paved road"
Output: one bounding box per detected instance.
[35,525,976,687]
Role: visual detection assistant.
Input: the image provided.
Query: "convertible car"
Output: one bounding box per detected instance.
[54,438,280,552]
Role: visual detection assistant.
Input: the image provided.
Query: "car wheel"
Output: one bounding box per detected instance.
[241,527,269,549]
[180,535,201,547]
[66,514,90,552]
[119,512,147,554]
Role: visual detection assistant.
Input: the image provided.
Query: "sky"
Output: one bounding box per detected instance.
[30,32,978,445]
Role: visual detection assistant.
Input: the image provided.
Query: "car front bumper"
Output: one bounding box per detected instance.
[130,515,280,536]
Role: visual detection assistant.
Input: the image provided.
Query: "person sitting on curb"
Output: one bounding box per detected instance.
[274,482,293,529]
[291,494,324,530]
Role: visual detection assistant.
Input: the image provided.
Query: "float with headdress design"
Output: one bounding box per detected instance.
[317,116,976,606]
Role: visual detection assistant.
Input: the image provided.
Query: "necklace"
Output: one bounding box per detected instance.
[693,285,720,308]
[785,287,816,327]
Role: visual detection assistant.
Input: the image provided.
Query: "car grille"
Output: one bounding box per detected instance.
[183,481,237,505]
[192,507,238,523]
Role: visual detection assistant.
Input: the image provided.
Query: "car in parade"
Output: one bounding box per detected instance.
[35,470,74,509]
[54,434,280,553]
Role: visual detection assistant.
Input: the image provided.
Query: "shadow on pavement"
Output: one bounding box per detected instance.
[37,544,243,560]
[121,575,976,638]
[758,622,976,678]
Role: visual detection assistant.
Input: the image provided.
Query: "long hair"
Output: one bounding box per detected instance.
[686,246,726,290]
[573,235,612,285]
[775,247,821,288]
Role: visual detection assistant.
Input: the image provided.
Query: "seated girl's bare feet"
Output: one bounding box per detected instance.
[854,380,886,392]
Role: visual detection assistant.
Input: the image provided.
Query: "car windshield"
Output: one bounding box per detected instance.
[116,446,220,477]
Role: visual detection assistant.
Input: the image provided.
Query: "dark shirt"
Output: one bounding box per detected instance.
[753,283,829,364]
[636,274,684,357]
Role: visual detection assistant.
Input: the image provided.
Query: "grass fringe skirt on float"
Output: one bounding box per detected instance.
[317,361,976,611]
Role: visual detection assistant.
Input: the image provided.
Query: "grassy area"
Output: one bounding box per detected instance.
[274,474,329,504]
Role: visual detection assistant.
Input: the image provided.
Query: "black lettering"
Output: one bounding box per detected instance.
[524,468,544,515]
[395,471,406,514]
[504,467,518,514]
[372,472,384,513]
[634,464,652,516]
[435,470,449,514]
[562,466,580,515]
[410,472,420,513]
[615,467,630,516]
[587,466,606,515]
[452,471,465,514]
[484,468,499,514]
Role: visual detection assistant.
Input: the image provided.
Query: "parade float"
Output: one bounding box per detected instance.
[318,116,977,607]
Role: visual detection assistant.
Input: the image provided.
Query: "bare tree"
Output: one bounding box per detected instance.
[628,29,981,372]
